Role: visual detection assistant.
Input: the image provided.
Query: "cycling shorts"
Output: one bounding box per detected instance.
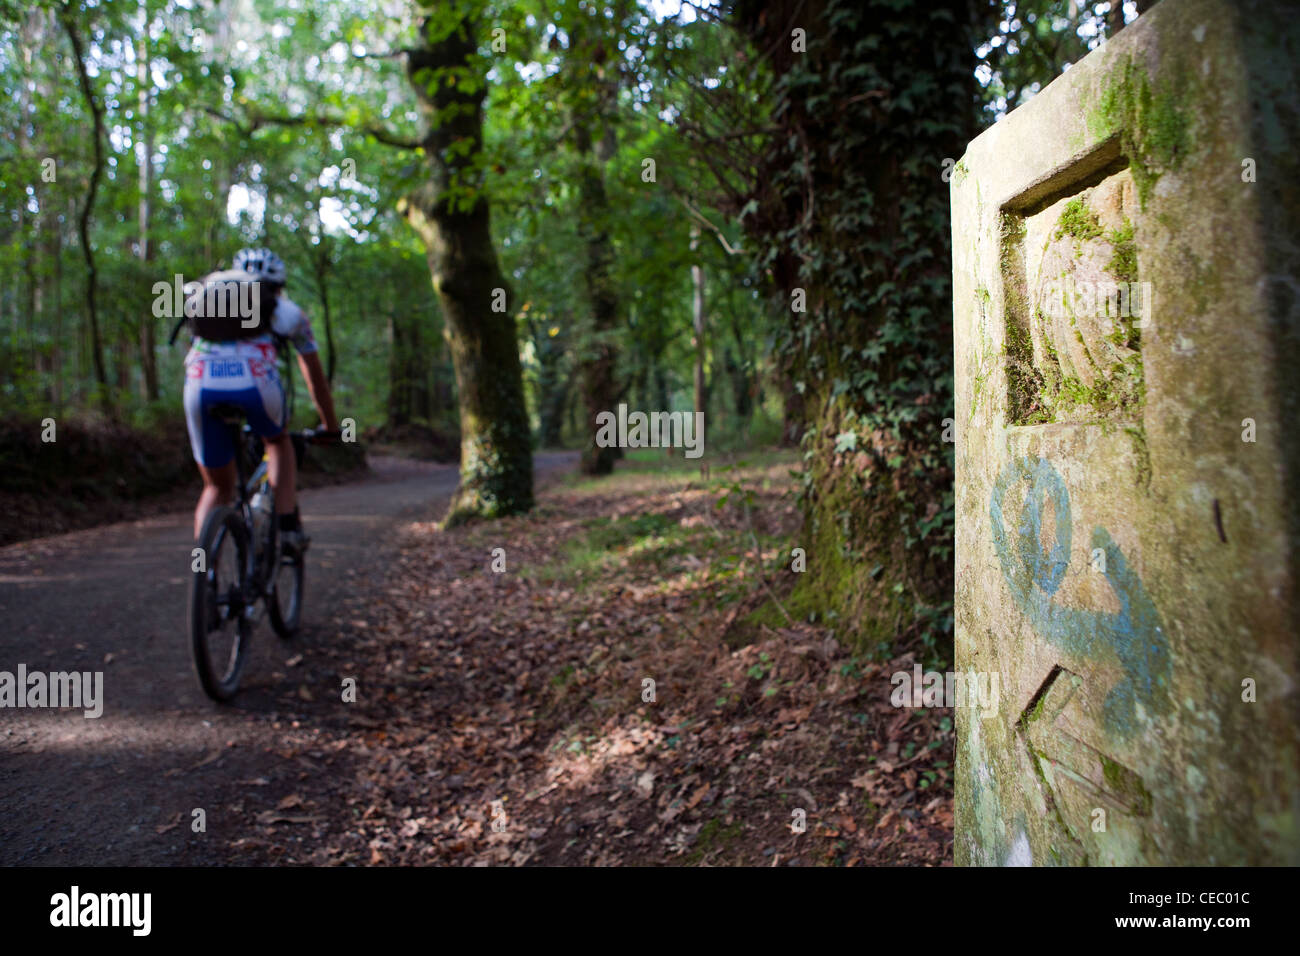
[183,341,287,467]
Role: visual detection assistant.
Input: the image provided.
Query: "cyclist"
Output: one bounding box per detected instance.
[182,247,340,552]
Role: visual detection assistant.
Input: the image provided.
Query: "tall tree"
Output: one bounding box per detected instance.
[562,0,628,475]
[58,3,110,411]
[714,0,998,656]
[690,223,705,421]
[135,0,158,401]
[399,0,532,522]
[209,0,534,521]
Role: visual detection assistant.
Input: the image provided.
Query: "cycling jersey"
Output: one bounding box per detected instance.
[183,294,319,468]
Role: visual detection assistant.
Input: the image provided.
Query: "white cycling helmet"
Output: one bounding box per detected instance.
[233,247,287,285]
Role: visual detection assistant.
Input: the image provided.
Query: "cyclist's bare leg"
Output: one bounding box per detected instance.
[195,461,237,539]
[264,431,297,516]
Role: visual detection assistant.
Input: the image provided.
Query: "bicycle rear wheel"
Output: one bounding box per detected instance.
[268,542,304,639]
[189,506,252,701]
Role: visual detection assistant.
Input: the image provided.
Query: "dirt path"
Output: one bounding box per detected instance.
[0,452,576,865]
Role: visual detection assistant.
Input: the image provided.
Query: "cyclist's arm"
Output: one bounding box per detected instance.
[296,350,340,433]
[272,296,339,433]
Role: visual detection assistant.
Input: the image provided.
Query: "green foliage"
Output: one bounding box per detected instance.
[537,510,705,586]
[486,0,782,456]
[0,0,447,430]
[0,0,792,467]
[975,1,1132,117]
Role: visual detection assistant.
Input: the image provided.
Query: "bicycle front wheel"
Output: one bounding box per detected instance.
[189,506,252,701]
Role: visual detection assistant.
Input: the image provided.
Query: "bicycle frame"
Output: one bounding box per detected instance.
[206,416,275,595]
[238,426,272,501]
[224,419,313,592]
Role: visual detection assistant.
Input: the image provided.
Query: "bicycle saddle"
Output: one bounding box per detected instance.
[208,402,246,424]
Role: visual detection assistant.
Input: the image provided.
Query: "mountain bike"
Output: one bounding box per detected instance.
[188,413,336,701]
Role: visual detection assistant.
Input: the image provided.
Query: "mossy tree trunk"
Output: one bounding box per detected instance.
[732,0,988,656]
[400,3,532,524]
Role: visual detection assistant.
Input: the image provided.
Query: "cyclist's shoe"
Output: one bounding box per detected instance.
[280,528,310,560]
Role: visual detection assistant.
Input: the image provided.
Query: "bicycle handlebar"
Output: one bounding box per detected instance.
[301,427,343,445]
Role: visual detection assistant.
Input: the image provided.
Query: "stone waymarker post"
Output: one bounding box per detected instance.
[952,0,1299,865]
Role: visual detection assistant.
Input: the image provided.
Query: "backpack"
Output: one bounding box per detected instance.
[183,269,278,341]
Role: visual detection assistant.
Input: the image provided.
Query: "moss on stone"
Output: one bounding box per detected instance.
[1006,188,1145,426]
[1107,218,1138,284]
[1100,754,1154,816]
[1026,692,1048,724]
[1055,198,1104,242]
[1090,58,1193,206]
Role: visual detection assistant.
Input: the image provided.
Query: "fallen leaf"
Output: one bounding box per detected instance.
[256,812,322,826]
[189,750,224,771]
[635,770,655,798]
[685,782,711,809]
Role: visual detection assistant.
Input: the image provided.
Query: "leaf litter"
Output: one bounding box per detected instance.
[226,456,954,866]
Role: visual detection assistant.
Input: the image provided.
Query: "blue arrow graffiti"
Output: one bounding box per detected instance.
[989,456,1172,737]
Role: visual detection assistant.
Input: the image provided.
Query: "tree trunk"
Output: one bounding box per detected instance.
[115,325,131,394]
[535,321,568,448]
[733,0,978,651]
[136,9,158,402]
[60,8,110,411]
[312,248,337,386]
[573,120,620,475]
[386,314,409,427]
[564,6,625,475]
[406,312,429,421]
[16,13,33,362]
[567,385,579,437]
[725,298,754,422]
[1108,1,1126,36]
[385,308,430,428]
[52,210,64,412]
[538,379,567,447]
[400,4,532,523]
[691,224,707,423]
[323,280,336,386]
